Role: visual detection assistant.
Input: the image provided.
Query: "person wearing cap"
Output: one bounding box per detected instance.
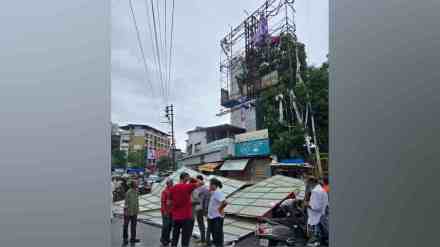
[160,179,174,247]
[122,179,140,245]
[169,172,202,247]
[207,178,227,247]
[304,176,328,247]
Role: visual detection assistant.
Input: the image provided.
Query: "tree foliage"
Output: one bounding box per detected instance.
[156,156,173,172]
[306,62,329,151]
[127,150,145,169]
[111,150,127,169]
[251,33,329,159]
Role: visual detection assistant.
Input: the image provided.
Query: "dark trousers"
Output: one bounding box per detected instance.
[160,214,173,245]
[206,220,212,245]
[208,217,224,247]
[195,210,206,242]
[123,215,137,241]
[171,219,193,247]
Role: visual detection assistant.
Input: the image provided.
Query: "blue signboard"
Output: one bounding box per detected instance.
[126,168,144,174]
[280,158,305,164]
[235,139,271,157]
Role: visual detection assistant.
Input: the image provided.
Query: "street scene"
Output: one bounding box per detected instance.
[112,0,328,246]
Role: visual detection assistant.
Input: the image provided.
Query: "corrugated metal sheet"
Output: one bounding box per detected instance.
[224,175,305,217]
[113,167,247,213]
[220,159,249,171]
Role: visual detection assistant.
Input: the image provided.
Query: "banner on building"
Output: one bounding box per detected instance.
[235,139,271,157]
[155,148,169,159]
[203,138,234,154]
[147,147,155,160]
[235,129,269,143]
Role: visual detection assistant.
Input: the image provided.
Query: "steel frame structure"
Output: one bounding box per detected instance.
[219,0,296,111]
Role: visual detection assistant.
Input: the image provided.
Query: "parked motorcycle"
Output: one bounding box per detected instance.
[256,199,307,247]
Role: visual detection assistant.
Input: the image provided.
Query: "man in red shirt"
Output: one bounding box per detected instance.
[160,179,174,247]
[169,172,202,247]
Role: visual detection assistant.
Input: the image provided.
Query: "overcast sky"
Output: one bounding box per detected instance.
[111,0,328,150]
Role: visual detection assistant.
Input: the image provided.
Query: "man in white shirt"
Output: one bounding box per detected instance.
[207,178,227,247]
[304,176,329,247]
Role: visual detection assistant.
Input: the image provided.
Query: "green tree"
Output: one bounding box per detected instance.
[111,150,127,169]
[156,156,173,172]
[127,150,145,169]
[235,32,329,159]
[305,62,329,151]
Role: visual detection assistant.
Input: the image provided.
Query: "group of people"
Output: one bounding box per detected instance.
[120,172,227,247]
[160,172,227,247]
[119,171,329,247]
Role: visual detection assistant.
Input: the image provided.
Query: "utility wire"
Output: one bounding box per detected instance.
[167,0,176,101]
[163,0,169,102]
[128,0,154,95]
[144,0,161,98]
[149,0,166,102]
[155,0,168,99]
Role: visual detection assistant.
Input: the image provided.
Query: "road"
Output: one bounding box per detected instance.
[111,217,275,247]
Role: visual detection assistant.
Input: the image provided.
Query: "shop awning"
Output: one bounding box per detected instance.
[198,163,220,172]
[220,159,249,171]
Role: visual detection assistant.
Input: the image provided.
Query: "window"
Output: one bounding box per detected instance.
[194,142,202,153]
[187,144,193,155]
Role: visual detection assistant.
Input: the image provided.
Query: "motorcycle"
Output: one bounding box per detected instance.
[256,199,307,247]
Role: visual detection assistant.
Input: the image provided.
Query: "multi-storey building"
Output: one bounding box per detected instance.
[111,123,121,152]
[185,124,245,156]
[118,124,170,167]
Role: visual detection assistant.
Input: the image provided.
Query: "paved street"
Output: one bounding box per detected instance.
[112,217,201,247]
[111,217,277,247]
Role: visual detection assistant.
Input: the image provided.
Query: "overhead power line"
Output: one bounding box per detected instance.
[167,0,176,100]
[144,0,162,98]
[128,0,154,95]
[155,0,168,103]
[163,0,169,102]
[150,0,167,103]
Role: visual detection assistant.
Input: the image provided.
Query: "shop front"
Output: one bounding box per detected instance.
[270,159,313,179]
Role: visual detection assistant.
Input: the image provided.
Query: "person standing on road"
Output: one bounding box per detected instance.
[169,172,202,247]
[207,178,227,247]
[160,179,174,247]
[122,180,140,245]
[191,175,210,246]
[304,177,328,247]
[204,185,213,246]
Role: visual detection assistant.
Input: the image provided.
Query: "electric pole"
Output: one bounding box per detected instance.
[165,104,176,170]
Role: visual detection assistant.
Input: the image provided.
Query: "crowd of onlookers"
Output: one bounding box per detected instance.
[159,173,227,247]
[115,172,329,247]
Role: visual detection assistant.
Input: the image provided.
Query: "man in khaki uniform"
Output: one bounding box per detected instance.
[122,180,140,245]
